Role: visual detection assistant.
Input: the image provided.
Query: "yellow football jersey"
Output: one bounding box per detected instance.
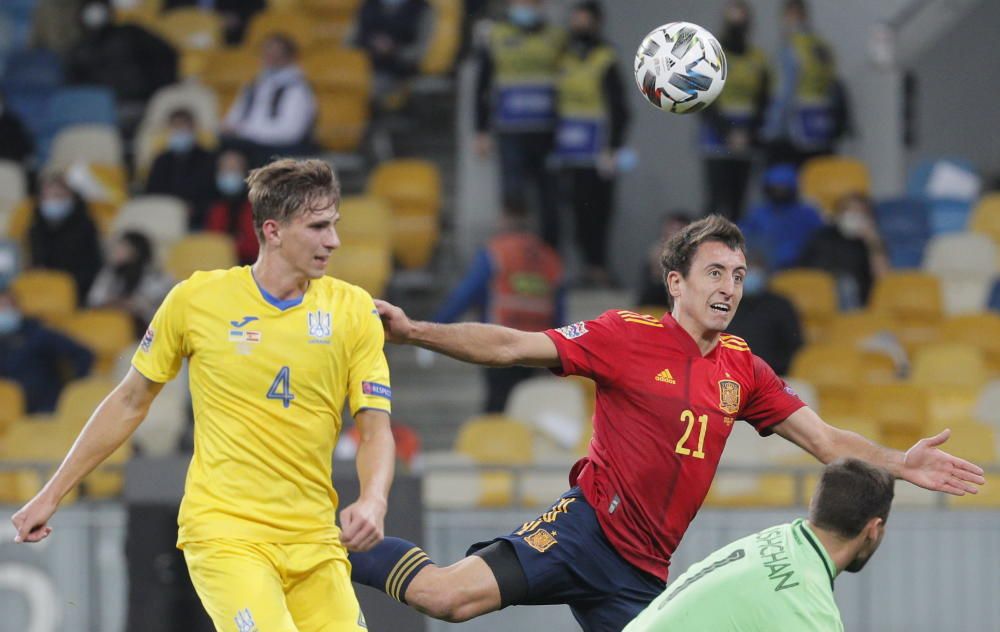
[132,266,391,547]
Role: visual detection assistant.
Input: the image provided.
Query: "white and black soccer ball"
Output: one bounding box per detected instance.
[633,21,727,114]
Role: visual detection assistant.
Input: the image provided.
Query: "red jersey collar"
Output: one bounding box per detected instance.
[660,313,722,359]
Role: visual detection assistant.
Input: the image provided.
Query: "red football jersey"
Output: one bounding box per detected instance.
[543,310,805,581]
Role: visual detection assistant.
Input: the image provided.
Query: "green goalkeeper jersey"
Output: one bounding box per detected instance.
[624,520,843,632]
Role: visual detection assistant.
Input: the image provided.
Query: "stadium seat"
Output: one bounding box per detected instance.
[46,86,118,129]
[948,474,1000,508]
[325,241,392,297]
[0,160,28,203]
[0,378,25,435]
[768,269,839,341]
[297,0,363,44]
[858,383,931,451]
[930,422,998,465]
[245,9,318,51]
[48,124,124,168]
[938,313,1000,375]
[968,192,1000,247]
[156,8,224,52]
[55,378,117,432]
[0,415,73,504]
[974,380,1000,431]
[112,195,189,256]
[870,272,944,353]
[10,269,77,325]
[315,93,370,152]
[197,48,259,111]
[781,377,818,411]
[114,0,163,26]
[0,48,63,93]
[907,157,980,202]
[420,0,462,75]
[790,344,896,418]
[135,127,218,183]
[821,310,893,345]
[114,355,188,457]
[455,415,534,466]
[368,159,442,269]
[505,376,589,458]
[301,48,372,101]
[165,233,238,281]
[928,198,973,235]
[911,342,988,389]
[60,310,137,375]
[140,82,220,136]
[923,232,996,315]
[798,156,871,216]
[336,195,393,249]
[874,198,932,268]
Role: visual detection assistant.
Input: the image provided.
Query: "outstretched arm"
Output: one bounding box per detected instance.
[375,299,560,368]
[11,368,164,542]
[774,406,986,495]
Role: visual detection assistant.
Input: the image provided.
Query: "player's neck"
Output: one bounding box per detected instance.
[806,521,852,577]
[671,310,720,356]
[252,254,309,301]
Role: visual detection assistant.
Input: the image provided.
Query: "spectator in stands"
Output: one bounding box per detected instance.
[762,0,850,166]
[66,0,178,133]
[739,163,823,270]
[145,108,218,229]
[28,172,103,304]
[355,0,431,103]
[31,0,86,56]
[204,149,257,265]
[87,230,174,337]
[700,0,771,221]
[164,0,266,44]
[432,194,565,412]
[725,250,803,375]
[0,91,33,165]
[555,0,630,288]
[799,193,889,308]
[474,0,565,247]
[221,33,317,167]
[0,287,94,413]
[635,212,690,307]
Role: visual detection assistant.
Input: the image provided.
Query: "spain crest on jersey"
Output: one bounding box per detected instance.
[719,379,741,415]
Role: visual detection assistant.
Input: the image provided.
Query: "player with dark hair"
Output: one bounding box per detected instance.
[349,214,984,631]
[12,158,394,631]
[625,458,895,631]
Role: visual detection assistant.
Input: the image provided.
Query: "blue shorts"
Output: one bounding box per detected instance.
[467,488,665,632]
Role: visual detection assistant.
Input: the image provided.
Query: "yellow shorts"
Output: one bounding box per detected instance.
[183,540,367,632]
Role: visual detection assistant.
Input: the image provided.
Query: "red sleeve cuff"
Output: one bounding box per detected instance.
[543,329,571,376]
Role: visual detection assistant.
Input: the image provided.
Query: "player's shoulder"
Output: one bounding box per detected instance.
[312,275,377,310]
[611,309,666,329]
[719,333,752,354]
[172,266,245,301]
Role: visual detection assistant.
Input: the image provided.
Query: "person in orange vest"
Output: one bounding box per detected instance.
[432,194,565,411]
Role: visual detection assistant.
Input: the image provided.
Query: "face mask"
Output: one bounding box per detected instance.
[82,3,110,29]
[509,5,540,28]
[838,210,869,238]
[40,198,73,224]
[168,131,196,152]
[217,172,245,196]
[0,308,22,335]
[742,270,767,296]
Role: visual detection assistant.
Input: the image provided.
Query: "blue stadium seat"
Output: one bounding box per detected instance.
[907,157,980,201]
[0,0,36,51]
[37,86,118,163]
[4,88,52,144]
[874,197,932,268]
[0,48,63,92]
[929,198,973,235]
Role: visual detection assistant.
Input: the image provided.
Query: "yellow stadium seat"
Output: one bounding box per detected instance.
[928,422,998,465]
[166,232,238,281]
[245,9,318,51]
[83,438,133,498]
[859,383,930,451]
[60,311,136,375]
[368,159,442,217]
[3,198,33,245]
[0,416,82,504]
[0,379,25,435]
[11,269,77,325]
[301,48,372,101]
[198,48,259,110]
[870,272,943,353]
[790,344,896,418]
[968,192,1000,247]
[799,156,871,216]
[300,0,364,44]
[326,241,392,297]
[157,8,224,51]
[421,0,462,75]
[768,269,839,341]
[938,313,1000,376]
[821,310,892,345]
[337,196,392,248]
[0,470,43,504]
[315,93,370,152]
[114,0,162,27]
[391,216,439,269]
[55,378,117,433]
[704,473,798,508]
[926,385,980,425]
[455,415,534,465]
[48,125,123,168]
[911,342,988,389]
[948,472,1000,508]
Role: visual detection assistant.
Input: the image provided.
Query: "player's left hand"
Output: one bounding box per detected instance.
[340,497,387,552]
[901,429,986,495]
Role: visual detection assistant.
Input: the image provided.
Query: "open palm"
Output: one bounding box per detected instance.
[902,429,986,495]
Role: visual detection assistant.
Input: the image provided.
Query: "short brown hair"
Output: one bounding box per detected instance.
[659,214,745,310]
[247,158,341,242]
[809,458,895,538]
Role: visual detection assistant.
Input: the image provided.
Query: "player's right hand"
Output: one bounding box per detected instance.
[11,493,58,544]
[374,299,415,344]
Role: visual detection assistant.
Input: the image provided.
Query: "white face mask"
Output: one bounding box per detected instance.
[82,3,110,29]
[837,210,869,239]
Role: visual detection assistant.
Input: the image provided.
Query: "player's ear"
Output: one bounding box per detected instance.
[863,517,883,542]
[666,270,683,300]
[261,218,281,245]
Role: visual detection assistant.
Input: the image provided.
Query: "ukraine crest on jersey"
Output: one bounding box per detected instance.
[131,267,391,547]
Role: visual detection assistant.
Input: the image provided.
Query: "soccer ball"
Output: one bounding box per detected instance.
[633,22,727,114]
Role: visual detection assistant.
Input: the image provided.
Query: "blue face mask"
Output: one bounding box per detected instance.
[742,270,767,296]
[217,172,245,196]
[509,5,540,27]
[40,198,73,224]
[0,308,22,335]
[168,131,196,153]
